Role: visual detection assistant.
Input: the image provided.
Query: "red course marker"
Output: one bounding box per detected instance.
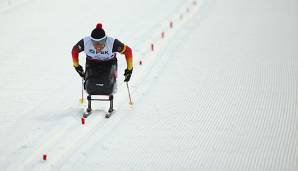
[43,154,47,161]
[170,21,173,28]
[81,117,85,125]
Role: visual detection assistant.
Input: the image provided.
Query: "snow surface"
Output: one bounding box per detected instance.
[0,0,298,170]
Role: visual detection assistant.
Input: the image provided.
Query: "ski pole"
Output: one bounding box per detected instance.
[80,79,84,104]
[126,82,133,105]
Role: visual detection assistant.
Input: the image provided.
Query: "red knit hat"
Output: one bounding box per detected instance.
[91,23,106,41]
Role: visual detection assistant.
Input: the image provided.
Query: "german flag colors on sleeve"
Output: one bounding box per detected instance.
[121,45,133,70]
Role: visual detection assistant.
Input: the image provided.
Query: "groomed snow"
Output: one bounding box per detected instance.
[0,0,297,170]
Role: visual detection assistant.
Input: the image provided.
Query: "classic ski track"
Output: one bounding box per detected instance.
[19,1,201,170]
[57,4,202,169]
[21,107,123,170]
[20,81,129,170]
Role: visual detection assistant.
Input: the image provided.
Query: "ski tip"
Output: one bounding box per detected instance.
[83,112,91,118]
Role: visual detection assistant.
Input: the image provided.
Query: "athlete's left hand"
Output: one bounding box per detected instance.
[124,68,133,82]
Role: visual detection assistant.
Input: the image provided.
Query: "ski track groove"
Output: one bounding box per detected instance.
[54,2,202,170]
[20,82,130,170]
[22,110,113,170]
[10,1,202,169]
[62,8,204,170]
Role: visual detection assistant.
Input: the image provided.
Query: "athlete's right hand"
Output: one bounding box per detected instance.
[74,65,85,78]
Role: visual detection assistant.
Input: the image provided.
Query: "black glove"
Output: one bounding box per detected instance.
[124,68,133,82]
[74,65,85,78]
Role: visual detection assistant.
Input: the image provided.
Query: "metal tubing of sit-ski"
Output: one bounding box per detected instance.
[87,95,111,101]
[90,98,110,101]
